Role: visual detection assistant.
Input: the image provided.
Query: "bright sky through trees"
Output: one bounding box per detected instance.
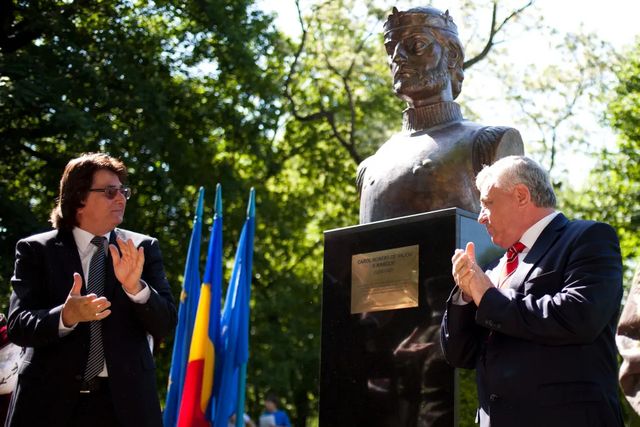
[258,0,640,186]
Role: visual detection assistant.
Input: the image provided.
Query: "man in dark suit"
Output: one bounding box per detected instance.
[442,155,623,426]
[6,153,176,426]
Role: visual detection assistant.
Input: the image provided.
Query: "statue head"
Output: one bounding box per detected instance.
[383,6,465,106]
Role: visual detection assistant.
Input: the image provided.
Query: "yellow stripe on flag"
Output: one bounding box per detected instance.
[188,283,216,412]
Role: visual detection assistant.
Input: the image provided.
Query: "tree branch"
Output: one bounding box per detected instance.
[0,137,65,168]
[0,0,90,54]
[323,54,361,163]
[283,0,363,165]
[0,0,43,54]
[464,0,535,70]
[282,0,308,107]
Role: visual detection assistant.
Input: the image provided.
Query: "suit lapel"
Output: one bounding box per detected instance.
[509,213,569,289]
[55,230,85,293]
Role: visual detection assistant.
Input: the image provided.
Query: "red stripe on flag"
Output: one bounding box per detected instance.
[177,359,210,427]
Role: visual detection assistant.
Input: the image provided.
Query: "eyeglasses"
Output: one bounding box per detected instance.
[88,185,132,200]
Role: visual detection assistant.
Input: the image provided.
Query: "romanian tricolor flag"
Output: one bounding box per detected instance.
[177,185,224,427]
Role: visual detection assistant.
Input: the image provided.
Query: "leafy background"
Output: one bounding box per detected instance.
[1,0,639,425]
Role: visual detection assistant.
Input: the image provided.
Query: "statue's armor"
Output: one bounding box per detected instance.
[357,102,524,223]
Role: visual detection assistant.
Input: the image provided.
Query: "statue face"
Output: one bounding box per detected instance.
[385,27,452,106]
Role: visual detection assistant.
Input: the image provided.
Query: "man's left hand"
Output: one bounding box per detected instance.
[109,237,144,295]
[452,242,494,305]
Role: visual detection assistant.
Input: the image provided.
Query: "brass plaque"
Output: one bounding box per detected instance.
[351,245,419,314]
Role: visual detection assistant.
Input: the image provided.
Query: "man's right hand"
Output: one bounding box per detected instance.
[61,273,111,327]
[452,242,494,305]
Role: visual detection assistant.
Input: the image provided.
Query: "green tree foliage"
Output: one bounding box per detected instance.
[0,0,294,420]
[250,2,396,420]
[569,39,640,267]
[0,0,363,424]
[3,0,624,425]
[0,0,285,296]
[282,0,538,169]
[499,33,616,182]
[283,0,401,165]
[564,37,640,426]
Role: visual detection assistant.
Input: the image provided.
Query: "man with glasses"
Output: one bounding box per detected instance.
[6,153,176,426]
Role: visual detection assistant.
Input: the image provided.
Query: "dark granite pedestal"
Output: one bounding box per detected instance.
[319,208,502,427]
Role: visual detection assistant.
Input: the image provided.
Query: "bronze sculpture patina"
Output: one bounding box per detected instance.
[358,6,524,223]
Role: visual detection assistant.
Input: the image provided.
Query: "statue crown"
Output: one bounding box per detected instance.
[383,7,458,36]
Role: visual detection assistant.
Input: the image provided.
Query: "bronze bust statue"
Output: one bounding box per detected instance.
[354,7,525,426]
[357,6,524,223]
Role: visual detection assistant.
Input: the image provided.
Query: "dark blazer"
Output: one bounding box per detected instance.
[6,228,177,427]
[441,214,623,427]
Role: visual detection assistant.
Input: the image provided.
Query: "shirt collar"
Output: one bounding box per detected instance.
[519,211,559,251]
[72,227,110,254]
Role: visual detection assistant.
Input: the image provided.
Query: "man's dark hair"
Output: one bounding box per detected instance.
[265,392,280,407]
[50,153,127,230]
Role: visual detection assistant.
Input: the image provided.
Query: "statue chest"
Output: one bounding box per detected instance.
[359,135,479,223]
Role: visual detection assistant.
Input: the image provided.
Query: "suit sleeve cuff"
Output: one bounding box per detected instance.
[125,280,150,304]
[56,305,76,337]
[476,287,511,331]
[452,289,471,306]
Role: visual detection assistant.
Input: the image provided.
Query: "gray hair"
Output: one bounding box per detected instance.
[476,156,556,208]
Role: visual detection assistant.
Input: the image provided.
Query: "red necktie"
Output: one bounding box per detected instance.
[498,241,526,287]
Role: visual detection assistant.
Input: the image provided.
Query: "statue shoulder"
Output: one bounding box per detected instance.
[356,156,372,195]
[471,126,524,174]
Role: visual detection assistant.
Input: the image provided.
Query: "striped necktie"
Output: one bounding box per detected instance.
[84,236,106,381]
[498,241,526,288]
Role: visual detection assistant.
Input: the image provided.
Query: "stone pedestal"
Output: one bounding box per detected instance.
[320,207,501,427]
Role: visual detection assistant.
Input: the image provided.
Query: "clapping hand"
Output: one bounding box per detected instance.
[451,242,493,305]
[61,273,111,326]
[109,237,145,295]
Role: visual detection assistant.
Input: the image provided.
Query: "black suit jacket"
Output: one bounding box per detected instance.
[6,228,177,427]
[441,214,623,427]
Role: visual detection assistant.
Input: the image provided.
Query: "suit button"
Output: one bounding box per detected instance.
[74,374,82,381]
[490,394,499,402]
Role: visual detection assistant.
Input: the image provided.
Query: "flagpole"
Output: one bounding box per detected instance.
[208,183,223,422]
[235,188,255,427]
[235,366,247,427]
[164,187,205,427]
